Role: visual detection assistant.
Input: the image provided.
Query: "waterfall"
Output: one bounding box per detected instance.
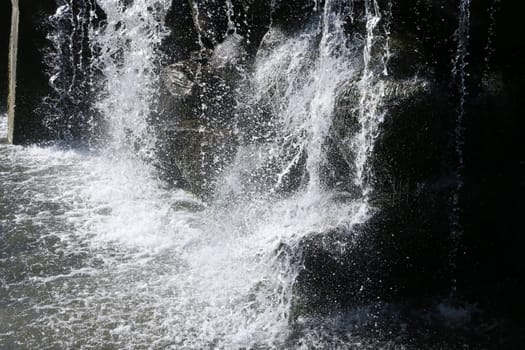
[2,0,390,348]
[93,0,171,160]
[190,0,206,62]
[353,0,385,198]
[205,1,389,343]
[226,0,387,202]
[45,0,101,143]
[246,0,356,194]
[45,0,171,155]
[3,0,524,347]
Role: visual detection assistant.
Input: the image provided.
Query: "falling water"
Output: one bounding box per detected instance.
[44,0,101,142]
[93,0,171,159]
[225,0,236,35]
[450,0,471,293]
[353,0,385,198]
[1,0,391,348]
[231,0,386,200]
[3,0,524,347]
[210,1,389,343]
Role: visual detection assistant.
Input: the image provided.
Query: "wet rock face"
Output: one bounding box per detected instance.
[378,0,525,316]
[162,0,201,62]
[159,121,238,198]
[266,0,525,315]
[157,0,525,316]
[271,0,318,33]
[161,63,196,98]
[158,0,265,197]
[8,0,105,145]
[293,226,387,313]
[156,54,241,198]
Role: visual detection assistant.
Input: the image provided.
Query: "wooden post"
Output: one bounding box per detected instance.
[7,0,19,144]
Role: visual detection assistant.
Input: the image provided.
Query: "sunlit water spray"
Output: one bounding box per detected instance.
[1,0,391,348]
[94,0,170,159]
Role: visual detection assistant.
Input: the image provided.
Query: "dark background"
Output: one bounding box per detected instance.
[0,1,11,113]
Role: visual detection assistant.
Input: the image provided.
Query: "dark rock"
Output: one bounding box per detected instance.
[271,0,318,34]
[161,62,197,98]
[9,0,56,144]
[278,0,525,321]
[293,225,385,315]
[42,0,106,145]
[159,119,237,199]
[8,0,105,145]
[162,0,201,63]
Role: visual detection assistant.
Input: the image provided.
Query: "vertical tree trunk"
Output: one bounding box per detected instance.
[7,0,19,144]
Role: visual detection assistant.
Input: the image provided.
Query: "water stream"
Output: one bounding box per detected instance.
[1,0,514,348]
[449,0,471,295]
[1,0,389,347]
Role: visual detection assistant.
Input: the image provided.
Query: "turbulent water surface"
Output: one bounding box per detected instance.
[0,122,508,349]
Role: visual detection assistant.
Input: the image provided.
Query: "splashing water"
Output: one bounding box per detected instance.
[1,0,391,348]
[353,0,386,198]
[225,0,236,35]
[94,0,171,159]
[230,0,387,200]
[44,0,101,142]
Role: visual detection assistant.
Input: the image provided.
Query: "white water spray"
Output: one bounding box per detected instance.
[94,0,170,159]
[45,0,100,139]
[225,0,236,35]
[0,0,391,348]
[353,0,386,199]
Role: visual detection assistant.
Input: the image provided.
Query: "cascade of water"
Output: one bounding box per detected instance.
[382,0,393,76]
[93,0,171,160]
[352,0,384,199]
[12,0,390,347]
[190,1,206,66]
[237,0,357,196]
[220,0,389,224]
[44,0,101,142]
[450,0,471,293]
[225,0,236,35]
[208,2,389,342]
[304,0,354,193]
